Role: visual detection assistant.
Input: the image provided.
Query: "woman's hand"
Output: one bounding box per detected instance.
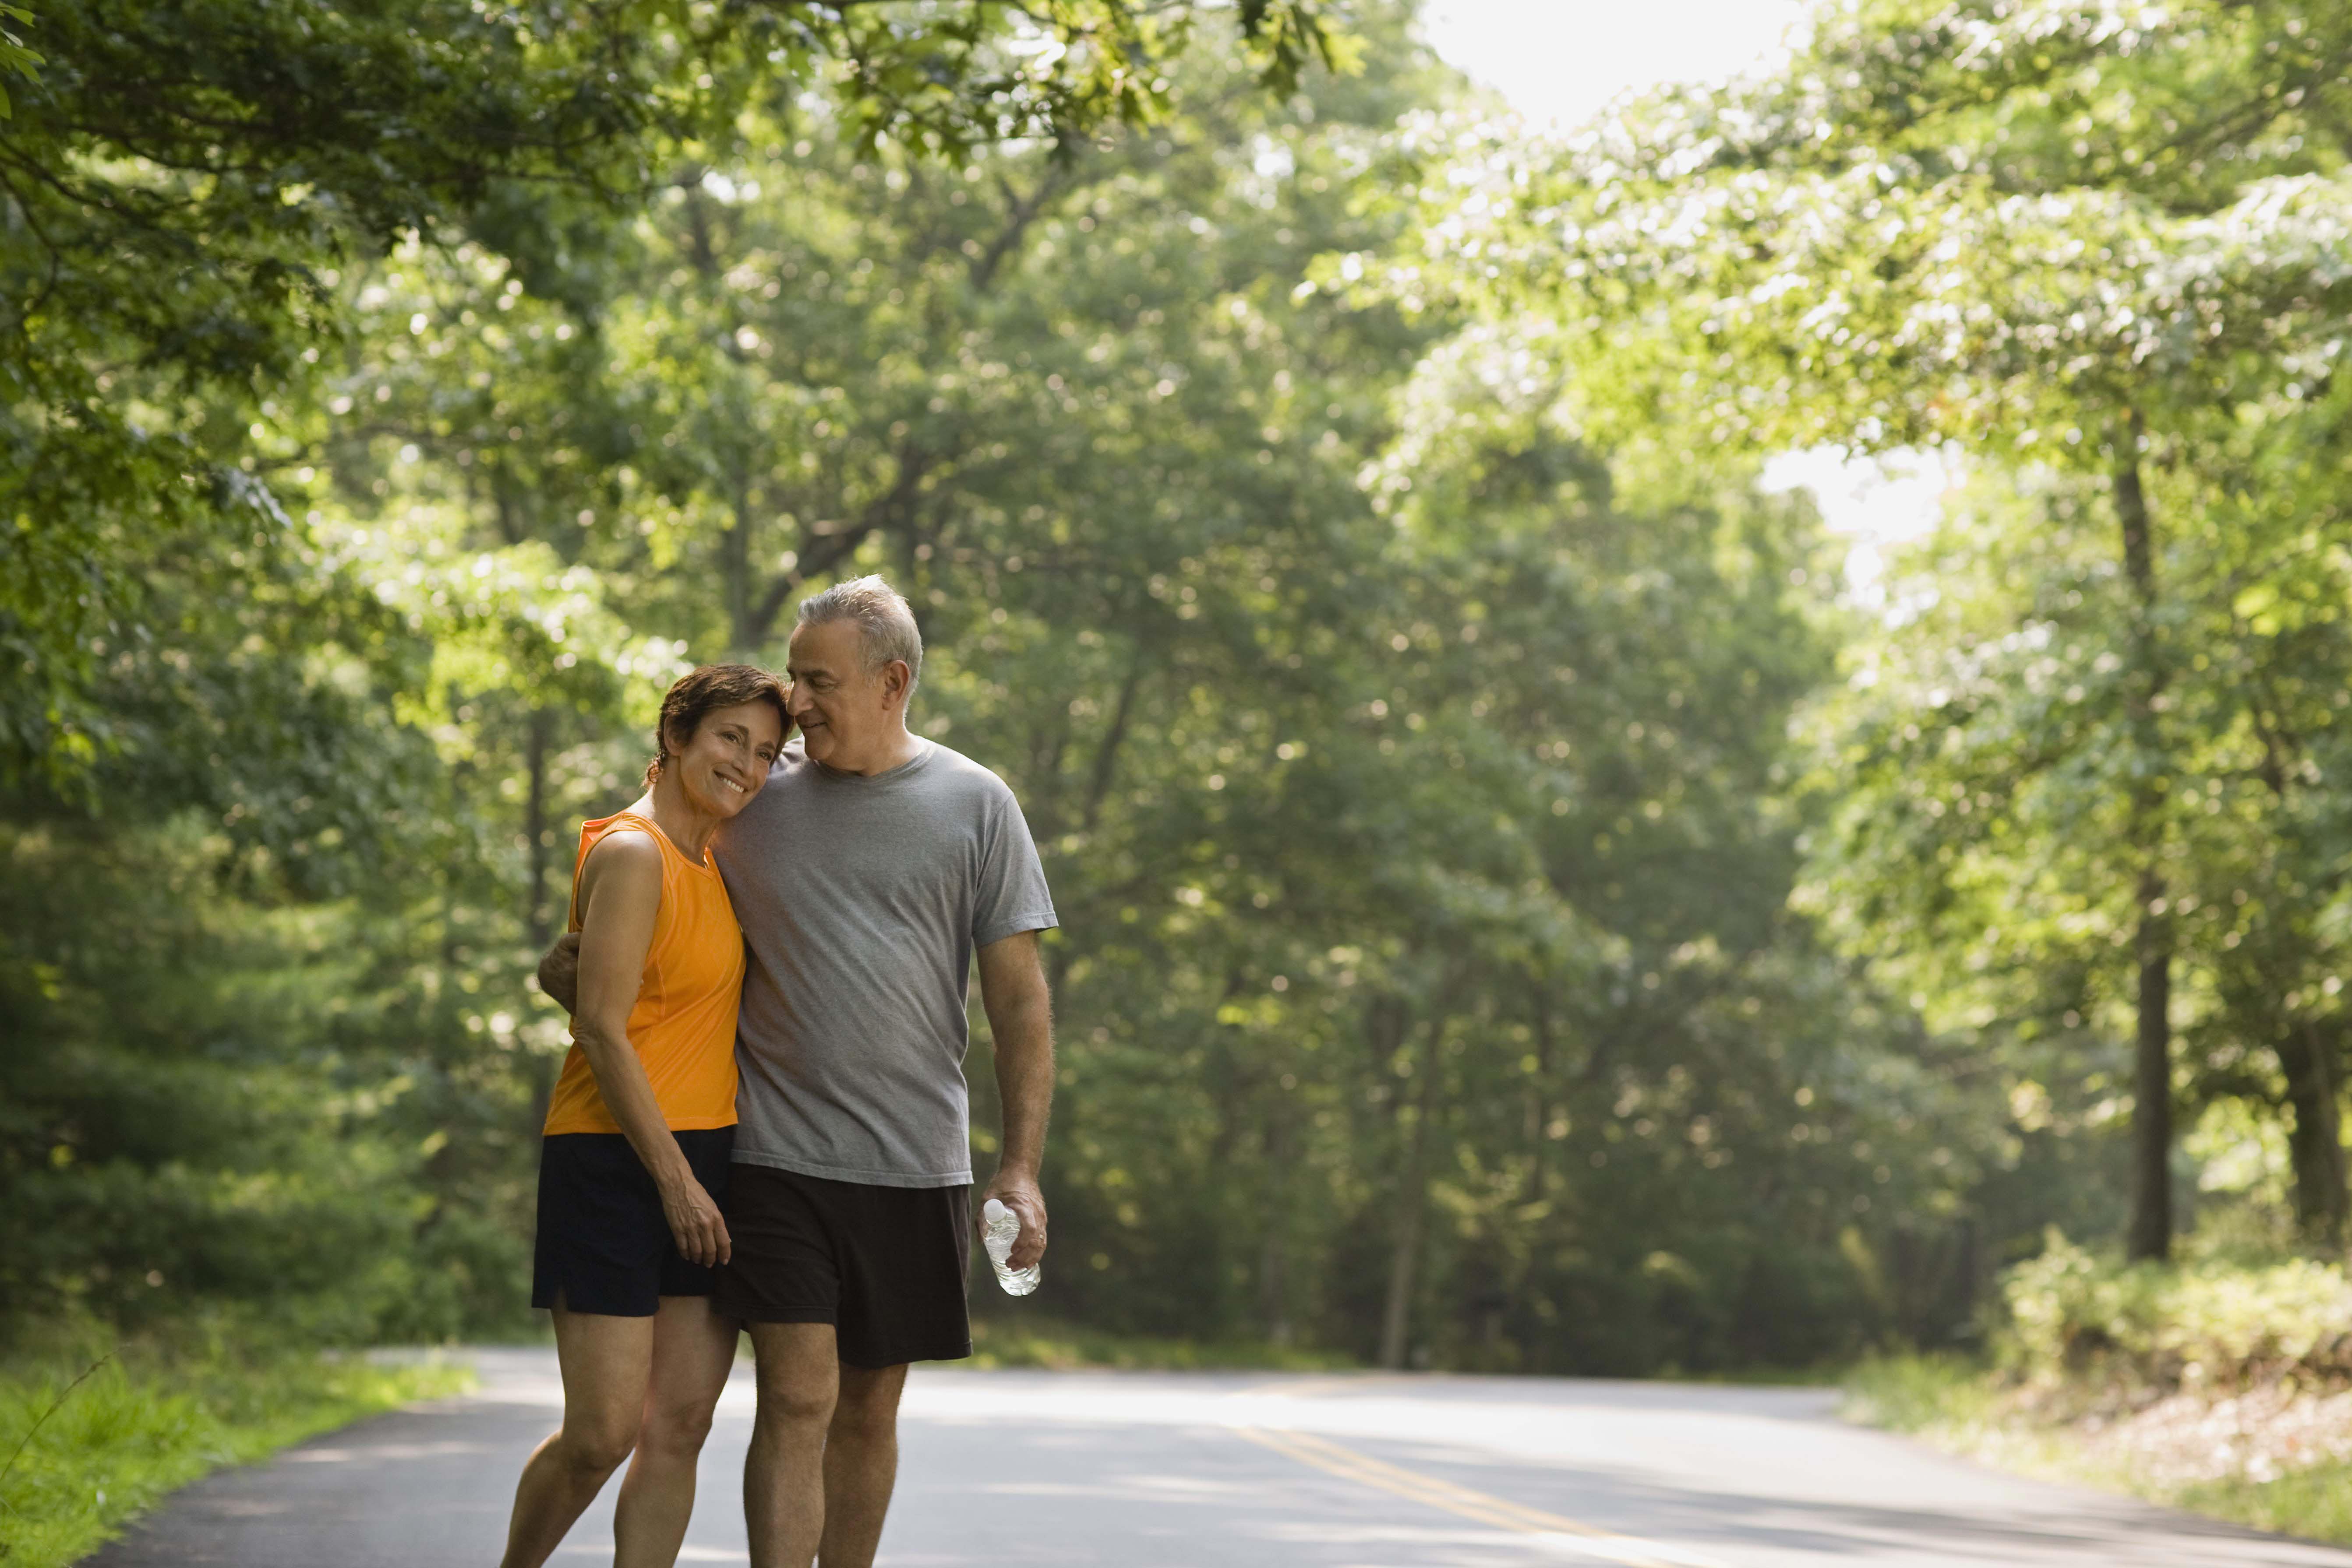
[659,1166,732,1267]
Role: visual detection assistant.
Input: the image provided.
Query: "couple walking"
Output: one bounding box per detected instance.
[500,576,1058,1568]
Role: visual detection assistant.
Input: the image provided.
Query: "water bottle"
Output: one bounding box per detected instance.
[980,1198,1041,1296]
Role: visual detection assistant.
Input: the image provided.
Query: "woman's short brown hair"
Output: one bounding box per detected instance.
[645,664,790,787]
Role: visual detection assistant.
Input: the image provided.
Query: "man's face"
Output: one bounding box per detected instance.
[786,618,903,770]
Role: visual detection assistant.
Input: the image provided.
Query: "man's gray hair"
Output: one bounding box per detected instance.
[796,574,924,692]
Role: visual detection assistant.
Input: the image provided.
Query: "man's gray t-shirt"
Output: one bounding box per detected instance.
[714,738,1056,1187]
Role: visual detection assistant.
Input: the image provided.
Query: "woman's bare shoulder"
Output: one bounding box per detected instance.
[580,825,664,897]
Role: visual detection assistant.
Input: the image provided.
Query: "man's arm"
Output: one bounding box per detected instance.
[975,929,1054,1271]
[537,931,582,1015]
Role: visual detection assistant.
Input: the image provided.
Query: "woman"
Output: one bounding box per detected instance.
[501,664,788,1568]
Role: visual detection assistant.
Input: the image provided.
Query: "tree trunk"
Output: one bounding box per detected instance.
[1525,988,1554,1203]
[1080,654,1146,834]
[1261,1101,1293,1346]
[2278,1022,2348,1247]
[522,708,555,952]
[2116,414,2175,1264]
[1379,1016,1441,1371]
[722,472,756,655]
[522,708,565,1138]
[2126,867,2173,1261]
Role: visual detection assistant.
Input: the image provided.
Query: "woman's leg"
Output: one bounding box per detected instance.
[499,1305,657,1568]
[613,1296,741,1568]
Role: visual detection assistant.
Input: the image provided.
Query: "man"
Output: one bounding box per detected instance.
[540,574,1056,1568]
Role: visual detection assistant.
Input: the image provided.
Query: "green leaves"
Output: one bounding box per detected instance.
[18,0,2224,1364]
[0,0,1349,789]
[0,3,38,119]
[1381,0,2352,1263]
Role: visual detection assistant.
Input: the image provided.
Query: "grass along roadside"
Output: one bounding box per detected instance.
[1843,1353,2352,1547]
[0,1333,470,1568]
[964,1315,1356,1372]
[2176,1459,2352,1543]
[961,1317,1837,1379]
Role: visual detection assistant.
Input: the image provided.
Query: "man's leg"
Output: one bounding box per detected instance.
[744,1321,839,1568]
[818,1361,908,1568]
[500,1306,656,1568]
[612,1296,740,1568]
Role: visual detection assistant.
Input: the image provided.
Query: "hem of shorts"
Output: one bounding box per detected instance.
[975,912,1059,946]
[729,1148,972,1187]
[841,1338,971,1370]
[718,1303,837,1326]
[531,1289,664,1318]
[540,1114,739,1138]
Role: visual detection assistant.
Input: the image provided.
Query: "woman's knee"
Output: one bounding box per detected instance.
[555,1418,638,1476]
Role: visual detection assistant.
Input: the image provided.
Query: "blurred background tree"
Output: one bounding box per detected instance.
[1386,0,2352,1272]
[7,0,2346,1376]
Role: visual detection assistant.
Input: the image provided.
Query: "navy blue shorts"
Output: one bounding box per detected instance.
[531,1128,734,1317]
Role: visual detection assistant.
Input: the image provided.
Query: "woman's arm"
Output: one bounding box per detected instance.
[572,831,731,1266]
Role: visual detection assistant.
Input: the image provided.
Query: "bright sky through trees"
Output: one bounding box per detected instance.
[1419,0,1809,131]
[1419,0,1951,586]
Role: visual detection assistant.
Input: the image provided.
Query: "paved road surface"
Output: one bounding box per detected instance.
[89,1347,2352,1567]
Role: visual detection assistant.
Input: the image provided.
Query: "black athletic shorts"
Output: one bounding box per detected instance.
[712,1164,972,1368]
[532,1127,734,1317]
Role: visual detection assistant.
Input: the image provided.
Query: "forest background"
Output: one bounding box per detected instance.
[7,0,2352,1432]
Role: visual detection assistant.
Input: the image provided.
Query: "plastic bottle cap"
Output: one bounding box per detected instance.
[982,1198,1011,1224]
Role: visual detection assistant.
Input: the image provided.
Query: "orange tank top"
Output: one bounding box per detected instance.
[542,810,744,1136]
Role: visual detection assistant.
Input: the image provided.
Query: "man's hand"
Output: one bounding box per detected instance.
[980,1170,1048,1272]
[537,932,582,1015]
[975,930,1053,1272]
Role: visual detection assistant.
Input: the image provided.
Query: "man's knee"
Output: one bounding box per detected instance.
[754,1387,835,1442]
[749,1323,840,1432]
[640,1397,717,1458]
[752,1364,837,1431]
[827,1397,895,1448]
[830,1366,906,1445]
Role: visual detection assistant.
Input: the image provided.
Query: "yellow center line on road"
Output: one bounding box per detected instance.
[1233,1424,1731,1568]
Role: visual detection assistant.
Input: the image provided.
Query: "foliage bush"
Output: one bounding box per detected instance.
[1842,1351,2000,1434]
[2000,1233,2352,1391]
[0,813,539,1346]
[1846,1240,2352,1554]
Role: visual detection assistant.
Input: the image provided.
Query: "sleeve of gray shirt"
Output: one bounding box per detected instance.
[974,777,1058,946]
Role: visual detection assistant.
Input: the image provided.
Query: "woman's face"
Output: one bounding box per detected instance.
[668,699,787,818]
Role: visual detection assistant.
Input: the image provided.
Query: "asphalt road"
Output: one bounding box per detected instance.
[87,1346,2352,1568]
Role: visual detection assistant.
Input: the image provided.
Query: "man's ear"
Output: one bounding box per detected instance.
[882,659,912,711]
